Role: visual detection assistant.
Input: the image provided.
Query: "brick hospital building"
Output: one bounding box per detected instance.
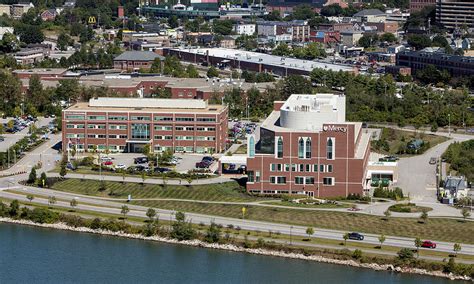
[246,94,371,198]
[62,98,228,154]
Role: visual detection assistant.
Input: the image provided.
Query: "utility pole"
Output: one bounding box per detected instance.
[289,225,293,245]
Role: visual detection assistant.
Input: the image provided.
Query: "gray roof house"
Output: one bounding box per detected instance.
[353,9,386,23]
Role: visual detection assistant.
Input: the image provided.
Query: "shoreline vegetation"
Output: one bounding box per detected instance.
[0,201,472,281]
[0,218,470,282]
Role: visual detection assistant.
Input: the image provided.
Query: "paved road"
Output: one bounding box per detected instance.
[1,186,473,257]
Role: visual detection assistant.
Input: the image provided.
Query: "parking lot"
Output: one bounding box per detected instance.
[0,117,54,152]
[76,152,216,173]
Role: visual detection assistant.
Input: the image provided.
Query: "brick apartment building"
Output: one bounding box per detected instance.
[62,98,228,154]
[113,51,165,71]
[410,0,436,12]
[246,94,371,198]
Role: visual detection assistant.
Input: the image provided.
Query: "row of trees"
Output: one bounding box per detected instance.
[272,42,326,60]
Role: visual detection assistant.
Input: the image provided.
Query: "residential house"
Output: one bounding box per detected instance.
[0,4,11,16]
[233,23,256,36]
[310,30,340,44]
[220,36,236,49]
[257,20,310,42]
[340,30,364,46]
[0,27,14,40]
[40,9,59,21]
[11,3,34,19]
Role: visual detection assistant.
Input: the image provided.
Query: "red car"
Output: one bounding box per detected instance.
[421,240,436,249]
[102,161,113,166]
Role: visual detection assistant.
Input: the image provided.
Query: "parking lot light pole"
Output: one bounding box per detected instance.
[448,114,451,137]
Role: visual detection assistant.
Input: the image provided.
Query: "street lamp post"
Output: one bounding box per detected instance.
[290,225,293,245]
[448,114,451,137]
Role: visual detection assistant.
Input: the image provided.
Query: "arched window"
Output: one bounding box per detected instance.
[298,137,304,158]
[305,138,312,159]
[249,136,255,157]
[327,138,334,160]
[277,137,283,158]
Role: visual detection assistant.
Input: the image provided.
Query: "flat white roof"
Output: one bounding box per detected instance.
[281,94,341,112]
[89,97,208,109]
[172,47,355,73]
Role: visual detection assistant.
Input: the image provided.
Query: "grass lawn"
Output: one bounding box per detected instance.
[50,178,261,202]
[234,144,247,154]
[130,200,474,244]
[262,201,350,209]
[373,128,449,156]
[389,203,433,213]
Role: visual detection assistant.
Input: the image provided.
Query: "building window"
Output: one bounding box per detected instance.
[109,115,127,121]
[176,117,194,122]
[255,171,260,182]
[305,138,311,158]
[247,171,254,182]
[249,136,255,157]
[313,164,318,172]
[66,115,84,120]
[305,164,311,172]
[270,176,286,184]
[295,177,304,184]
[276,137,283,158]
[155,116,173,121]
[298,137,304,158]
[299,164,304,172]
[131,124,150,140]
[323,177,335,186]
[305,177,315,185]
[196,117,216,122]
[320,164,325,172]
[131,116,151,121]
[327,138,335,160]
[327,164,333,173]
[87,115,106,120]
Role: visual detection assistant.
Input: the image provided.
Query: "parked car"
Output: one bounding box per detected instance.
[196,160,211,168]
[134,157,149,164]
[421,240,436,249]
[348,232,364,241]
[429,157,437,165]
[202,156,213,162]
[379,156,398,162]
[135,165,150,172]
[102,160,113,166]
[0,136,4,142]
[66,162,76,170]
[115,164,126,170]
[154,167,171,173]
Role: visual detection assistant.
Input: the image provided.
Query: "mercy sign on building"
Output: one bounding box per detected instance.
[246,94,371,198]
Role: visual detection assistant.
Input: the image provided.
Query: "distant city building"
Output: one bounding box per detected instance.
[385,8,410,23]
[396,48,474,77]
[233,23,256,36]
[257,21,310,42]
[113,51,165,71]
[436,0,474,31]
[340,30,364,46]
[62,98,228,154]
[14,48,48,65]
[246,94,370,198]
[164,47,357,77]
[385,65,412,77]
[0,4,11,16]
[353,9,386,23]
[410,0,436,12]
[266,0,327,14]
[310,30,341,44]
[10,3,34,19]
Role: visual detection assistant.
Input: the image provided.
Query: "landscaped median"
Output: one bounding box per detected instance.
[37,178,474,244]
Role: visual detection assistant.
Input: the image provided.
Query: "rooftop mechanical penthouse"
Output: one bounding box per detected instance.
[62,98,228,154]
[246,94,371,198]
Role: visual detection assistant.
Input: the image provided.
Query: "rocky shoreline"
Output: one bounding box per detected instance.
[0,217,471,281]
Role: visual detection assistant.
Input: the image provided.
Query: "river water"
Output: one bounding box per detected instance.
[0,223,454,283]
